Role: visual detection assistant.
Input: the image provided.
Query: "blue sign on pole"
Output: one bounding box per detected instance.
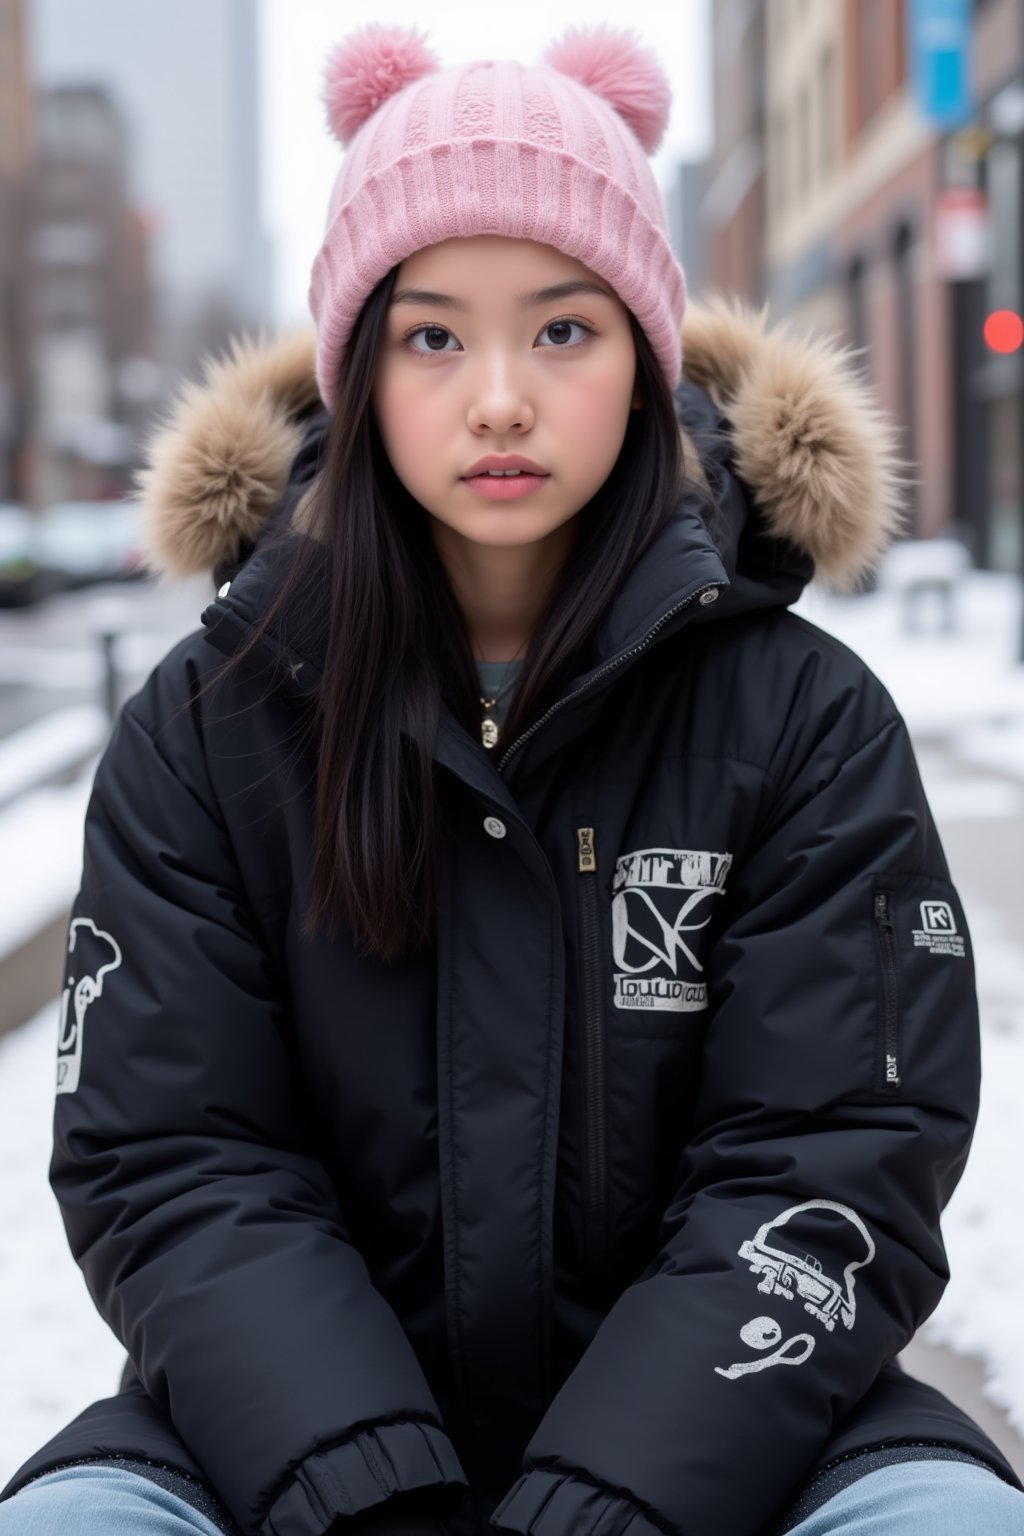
[907,0,973,127]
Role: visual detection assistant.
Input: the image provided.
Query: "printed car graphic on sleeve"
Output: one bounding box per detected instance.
[737,1199,876,1332]
[715,1199,877,1381]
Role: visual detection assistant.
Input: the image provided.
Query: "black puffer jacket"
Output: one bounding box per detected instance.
[2,302,1018,1536]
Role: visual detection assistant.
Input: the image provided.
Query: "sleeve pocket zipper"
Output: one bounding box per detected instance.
[873,891,902,1092]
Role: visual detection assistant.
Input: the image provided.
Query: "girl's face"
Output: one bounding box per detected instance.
[371,235,641,555]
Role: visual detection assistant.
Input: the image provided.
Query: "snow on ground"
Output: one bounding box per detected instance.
[794,567,1024,748]
[0,707,106,809]
[0,766,99,957]
[0,997,128,1485]
[923,903,1024,1439]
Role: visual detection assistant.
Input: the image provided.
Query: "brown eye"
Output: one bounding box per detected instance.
[538,318,594,348]
[404,325,458,355]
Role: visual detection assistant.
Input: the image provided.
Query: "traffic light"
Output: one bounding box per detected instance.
[983,310,1024,354]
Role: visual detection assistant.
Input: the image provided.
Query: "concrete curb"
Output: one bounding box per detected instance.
[901,1332,1024,1481]
[0,906,68,1040]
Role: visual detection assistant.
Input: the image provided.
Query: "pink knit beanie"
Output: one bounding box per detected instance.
[308,23,687,410]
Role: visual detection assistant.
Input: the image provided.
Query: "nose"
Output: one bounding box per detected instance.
[466,349,535,434]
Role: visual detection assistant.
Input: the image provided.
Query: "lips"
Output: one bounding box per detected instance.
[461,472,549,501]
[460,455,549,478]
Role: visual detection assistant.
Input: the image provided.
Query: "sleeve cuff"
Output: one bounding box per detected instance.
[490,1470,665,1536]
[261,1420,468,1536]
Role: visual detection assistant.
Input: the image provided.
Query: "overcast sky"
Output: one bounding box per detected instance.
[258,0,713,332]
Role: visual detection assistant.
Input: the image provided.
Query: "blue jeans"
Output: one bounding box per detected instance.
[1,1458,1023,1533]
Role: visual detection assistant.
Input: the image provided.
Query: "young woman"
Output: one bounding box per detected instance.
[1,22,1022,1536]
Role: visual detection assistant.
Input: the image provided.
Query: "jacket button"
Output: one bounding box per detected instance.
[483,816,507,839]
[218,581,232,597]
[699,587,719,605]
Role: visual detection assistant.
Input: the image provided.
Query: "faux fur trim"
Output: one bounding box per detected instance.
[135,298,907,593]
[133,328,322,581]
[680,297,908,590]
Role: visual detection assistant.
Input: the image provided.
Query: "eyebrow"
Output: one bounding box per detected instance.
[389,279,615,311]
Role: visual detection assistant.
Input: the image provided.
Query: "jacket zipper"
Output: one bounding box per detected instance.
[495,579,726,773]
[576,825,609,1273]
[873,892,902,1092]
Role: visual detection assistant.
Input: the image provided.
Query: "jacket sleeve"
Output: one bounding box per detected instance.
[50,680,467,1536]
[491,699,980,1536]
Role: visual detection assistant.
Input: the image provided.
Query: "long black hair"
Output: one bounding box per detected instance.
[198,260,712,964]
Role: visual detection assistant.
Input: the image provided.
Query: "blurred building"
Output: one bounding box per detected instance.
[704,0,767,303]
[950,0,1024,575]
[0,0,31,501]
[666,161,710,301]
[764,0,947,537]
[0,0,275,512]
[27,0,273,379]
[709,0,1024,571]
[27,84,152,505]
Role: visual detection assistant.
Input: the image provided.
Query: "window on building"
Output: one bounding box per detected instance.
[819,46,835,180]
[772,109,788,220]
[857,0,884,129]
[32,222,103,266]
[892,222,918,523]
[847,256,866,355]
[799,86,812,201]
[40,274,97,327]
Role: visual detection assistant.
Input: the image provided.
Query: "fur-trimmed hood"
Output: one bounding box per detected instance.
[134,297,906,597]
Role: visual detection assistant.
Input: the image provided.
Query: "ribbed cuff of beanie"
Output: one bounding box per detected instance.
[308,139,685,410]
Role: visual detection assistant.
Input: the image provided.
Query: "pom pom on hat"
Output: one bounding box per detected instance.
[541,23,671,155]
[322,23,439,146]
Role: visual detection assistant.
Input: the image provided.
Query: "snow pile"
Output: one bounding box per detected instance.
[0,770,98,957]
[921,898,1024,1438]
[0,708,106,808]
[0,998,127,1485]
[794,570,1024,751]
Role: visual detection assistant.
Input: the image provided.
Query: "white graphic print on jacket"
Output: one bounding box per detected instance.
[715,1199,876,1380]
[611,846,732,1012]
[55,917,122,1096]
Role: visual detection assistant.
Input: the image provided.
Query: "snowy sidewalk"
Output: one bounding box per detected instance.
[794,570,1024,776]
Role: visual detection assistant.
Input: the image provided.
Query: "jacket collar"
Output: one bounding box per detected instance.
[133,298,905,760]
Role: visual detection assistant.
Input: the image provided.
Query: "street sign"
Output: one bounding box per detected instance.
[907,0,973,127]
[934,187,990,280]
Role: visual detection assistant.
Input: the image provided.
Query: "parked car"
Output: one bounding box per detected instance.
[0,505,63,608]
[32,499,150,591]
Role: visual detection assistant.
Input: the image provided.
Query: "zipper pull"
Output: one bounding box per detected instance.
[874,893,889,922]
[577,826,597,874]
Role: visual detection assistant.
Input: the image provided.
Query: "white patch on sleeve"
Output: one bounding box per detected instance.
[912,900,965,957]
[56,918,122,1096]
[715,1199,876,1381]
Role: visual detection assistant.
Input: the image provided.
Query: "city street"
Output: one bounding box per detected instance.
[0,573,212,739]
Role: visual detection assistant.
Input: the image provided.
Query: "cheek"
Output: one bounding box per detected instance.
[561,361,635,460]
[373,371,441,475]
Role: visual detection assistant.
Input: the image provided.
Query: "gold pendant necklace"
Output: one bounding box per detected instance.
[478,654,524,751]
[480,695,502,750]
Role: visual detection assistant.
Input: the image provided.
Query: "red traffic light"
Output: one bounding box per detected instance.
[983,310,1024,354]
